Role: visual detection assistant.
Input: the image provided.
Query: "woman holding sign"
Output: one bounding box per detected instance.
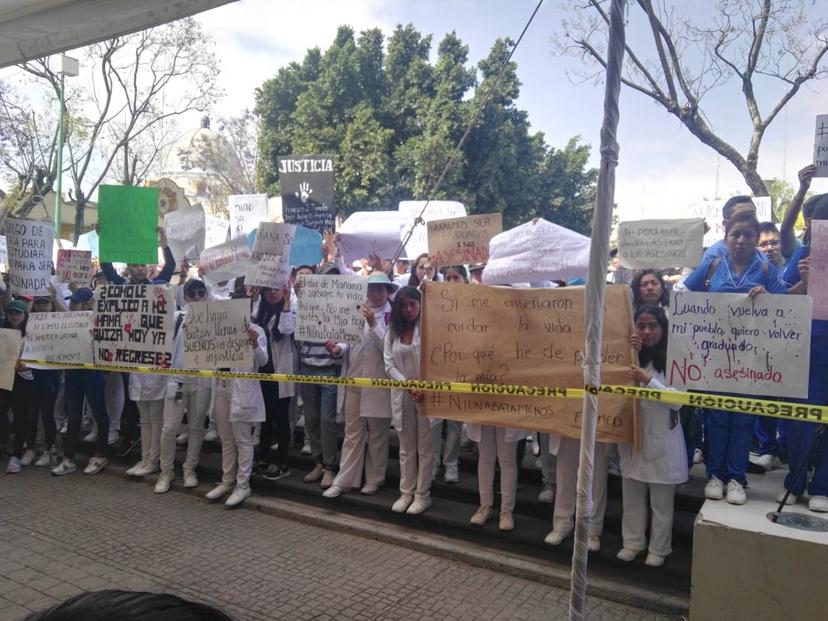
[683,208,788,505]
[384,286,437,514]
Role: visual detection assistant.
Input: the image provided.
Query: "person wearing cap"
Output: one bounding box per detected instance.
[154,279,213,493]
[323,273,397,499]
[0,299,37,474]
[51,289,110,477]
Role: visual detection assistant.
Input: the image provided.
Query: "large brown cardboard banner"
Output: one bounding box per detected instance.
[427,213,502,267]
[421,282,636,443]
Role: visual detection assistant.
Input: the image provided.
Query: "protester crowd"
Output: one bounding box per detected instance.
[1,164,827,569]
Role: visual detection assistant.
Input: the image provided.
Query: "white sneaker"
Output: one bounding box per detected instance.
[34,450,53,467]
[175,432,189,445]
[443,464,459,484]
[391,494,414,513]
[83,430,98,443]
[776,489,798,505]
[645,553,666,567]
[83,457,108,475]
[203,428,219,443]
[205,482,234,500]
[300,438,312,455]
[322,485,345,499]
[616,548,640,562]
[704,476,725,500]
[537,484,555,504]
[154,473,173,493]
[125,461,147,476]
[588,536,601,552]
[20,449,36,466]
[107,429,120,446]
[544,529,571,546]
[726,480,747,505]
[406,497,431,515]
[693,448,703,464]
[51,459,76,476]
[183,469,198,488]
[270,442,279,452]
[128,462,158,477]
[753,453,780,471]
[809,495,828,513]
[360,483,381,495]
[470,506,492,526]
[225,484,251,507]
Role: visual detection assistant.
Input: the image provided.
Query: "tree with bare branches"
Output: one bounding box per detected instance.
[557,0,828,194]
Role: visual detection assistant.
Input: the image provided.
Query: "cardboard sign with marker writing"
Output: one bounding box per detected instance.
[421,282,636,443]
[427,213,502,267]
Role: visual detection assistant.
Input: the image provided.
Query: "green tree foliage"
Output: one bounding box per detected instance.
[255,25,596,233]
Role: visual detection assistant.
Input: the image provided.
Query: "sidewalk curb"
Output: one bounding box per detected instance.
[106,464,689,617]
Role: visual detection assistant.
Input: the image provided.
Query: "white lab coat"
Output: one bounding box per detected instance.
[129,370,168,402]
[341,300,392,418]
[618,367,688,485]
[264,307,299,399]
[210,322,268,423]
[384,326,439,432]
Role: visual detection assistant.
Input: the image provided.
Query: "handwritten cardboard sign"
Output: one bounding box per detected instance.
[666,291,812,398]
[56,249,92,285]
[199,237,252,286]
[338,211,405,262]
[814,114,828,177]
[482,218,590,285]
[182,298,253,369]
[2,216,54,296]
[420,282,636,443]
[164,204,205,261]
[295,275,368,344]
[617,218,705,269]
[98,185,159,264]
[278,155,336,234]
[23,311,93,365]
[427,213,502,267]
[92,284,175,369]
[0,328,22,390]
[399,200,466,259]
[806,220,828,320]
[228,193,268,240]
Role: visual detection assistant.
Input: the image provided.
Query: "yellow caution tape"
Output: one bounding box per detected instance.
[21,359,828,424]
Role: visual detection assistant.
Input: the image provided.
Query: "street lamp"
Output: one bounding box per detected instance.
[53,54,79,237]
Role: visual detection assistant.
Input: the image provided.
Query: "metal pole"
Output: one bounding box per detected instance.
[54,72,65,237]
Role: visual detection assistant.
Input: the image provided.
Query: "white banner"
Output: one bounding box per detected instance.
[0,328,22,390]
[199,237,252,286]
[483,218,590,285]
[182,299,253,369]
[617,218,705,269]
[229,193,268,239]
[164,204,205,261]
[23,311,94,365]
[399,200,466,259]
[2,216,54,296]
[338,211,405,262]
[295,275,368,343]
[666,291,812,398]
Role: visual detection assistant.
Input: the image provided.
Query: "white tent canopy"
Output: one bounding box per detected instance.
[0,0,236,68]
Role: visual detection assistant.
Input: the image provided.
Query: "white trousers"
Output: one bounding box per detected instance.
[398,395,435,502]
[333,387,389,489]
[213,379,254,487]
[553,437,608,537]
[477,426,518,512]
[136,399,164,468]
[159,385,211,476]
[621,478,675,557]
[104,373,124,432]
[432,420,461,467]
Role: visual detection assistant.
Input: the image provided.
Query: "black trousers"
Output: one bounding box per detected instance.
[0,375,37,457]
[258,381,291,468]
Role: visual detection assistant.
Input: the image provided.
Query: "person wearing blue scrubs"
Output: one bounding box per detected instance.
[684,209,788,505]
[779,193,828,513]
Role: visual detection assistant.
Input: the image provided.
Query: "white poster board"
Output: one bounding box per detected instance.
[2,217,54,296]
[200,237,252,286]
[295,275,369,343]
[164,204,205,261]
[0,235,6,270]
[338,211,405,262]
[23,311,94,365]
[684,197,772,248]
[229,193,268,239]
[666,291,812,398]
[182,298,254,369]
[814,114,828,177]
[56,249,93,285]
[204,214,230,249]
[483,218,590,285]
[0,328,22,390]
[398,200,466,259]
[617,218,705,269]
[246,222,295,288]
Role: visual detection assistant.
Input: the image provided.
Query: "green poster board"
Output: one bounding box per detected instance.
[98,185,159,264]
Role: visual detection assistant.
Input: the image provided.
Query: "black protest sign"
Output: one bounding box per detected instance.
[278,154,336,234]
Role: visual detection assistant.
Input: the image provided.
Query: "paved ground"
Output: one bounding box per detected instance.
[0,467,672,620]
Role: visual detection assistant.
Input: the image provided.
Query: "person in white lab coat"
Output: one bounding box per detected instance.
[204,282,269,507]
[617,304,687,567]
[384,286,437,515]
[324,273,397,498]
